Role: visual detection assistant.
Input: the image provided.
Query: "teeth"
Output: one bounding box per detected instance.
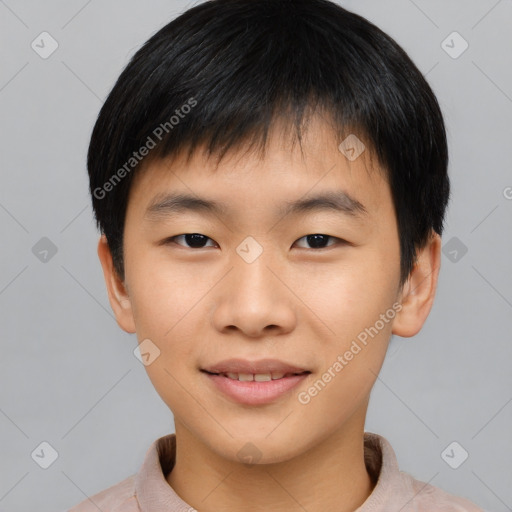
[223,372,300,381]
[254,374,272,382]
[238,373,255,381]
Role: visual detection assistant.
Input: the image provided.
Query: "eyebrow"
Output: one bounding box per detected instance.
[144,190,368,222]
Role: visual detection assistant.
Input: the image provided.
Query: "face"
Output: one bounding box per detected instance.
[99,114,439,465]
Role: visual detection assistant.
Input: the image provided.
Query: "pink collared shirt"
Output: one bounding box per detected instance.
[68,432,484,511]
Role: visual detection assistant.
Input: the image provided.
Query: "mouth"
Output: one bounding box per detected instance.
[201,369,311,381]
[200,357,311,377]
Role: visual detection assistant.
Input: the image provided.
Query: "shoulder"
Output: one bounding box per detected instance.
[364,433,485,512]
[67,475,139,512]
[401,471,485,511]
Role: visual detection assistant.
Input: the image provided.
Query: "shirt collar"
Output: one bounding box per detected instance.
[135,431,411,511]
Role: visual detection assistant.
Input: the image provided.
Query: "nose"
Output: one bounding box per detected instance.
[210,250,297,339]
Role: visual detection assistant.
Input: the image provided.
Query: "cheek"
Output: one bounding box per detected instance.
[127,260,202,405]
[126,255,214,389]
[300,258,399,398]
[128,253,201,338]
[302,253,398,336]
[297,261,397,409]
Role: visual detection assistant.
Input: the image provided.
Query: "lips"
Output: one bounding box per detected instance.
[203,370,310,405]
[200,358,312,405]
[201,357,310,375]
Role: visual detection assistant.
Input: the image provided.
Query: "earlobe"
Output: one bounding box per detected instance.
[97,234,137,333]
[392,232,442,338]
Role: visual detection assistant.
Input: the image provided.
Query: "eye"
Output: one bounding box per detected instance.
[293,234,343,249]
[165,233,217,249]
[164,233,345,250]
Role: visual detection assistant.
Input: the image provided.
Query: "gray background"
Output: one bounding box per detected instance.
[0,0,511,511]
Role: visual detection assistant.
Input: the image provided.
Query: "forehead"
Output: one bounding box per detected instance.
[127,115,390,223]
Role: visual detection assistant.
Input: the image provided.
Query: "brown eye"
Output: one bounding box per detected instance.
[167,233,217,248]
[294,234,341,249]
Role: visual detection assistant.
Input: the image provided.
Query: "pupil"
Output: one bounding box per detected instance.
[186,233,207,248]
[307,234,328,248]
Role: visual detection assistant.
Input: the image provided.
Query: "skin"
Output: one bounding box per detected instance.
[98,114,441,512]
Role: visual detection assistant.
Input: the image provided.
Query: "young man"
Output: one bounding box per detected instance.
[70,0,484,510]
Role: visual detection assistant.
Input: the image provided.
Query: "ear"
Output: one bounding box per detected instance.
[97,234,136,333]
[392,231,442,338]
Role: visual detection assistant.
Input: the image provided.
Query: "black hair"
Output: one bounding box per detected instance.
[87,0,449,287]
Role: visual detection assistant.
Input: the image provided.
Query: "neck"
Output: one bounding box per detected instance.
[167,417,376,512]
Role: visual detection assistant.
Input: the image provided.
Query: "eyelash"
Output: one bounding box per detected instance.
[163,233,346,250]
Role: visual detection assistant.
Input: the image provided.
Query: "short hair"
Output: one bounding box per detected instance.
[87,0,449,287]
